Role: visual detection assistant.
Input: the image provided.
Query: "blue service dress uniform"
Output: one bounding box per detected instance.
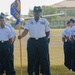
[24,17,51,75]
[70,25,75,71]
[0,25,13,75]
[5,23,16,75]
[62,26,72,69]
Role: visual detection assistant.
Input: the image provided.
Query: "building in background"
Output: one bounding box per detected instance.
[50,0,75,28]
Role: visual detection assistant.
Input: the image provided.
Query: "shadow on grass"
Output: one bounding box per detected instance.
[14,65,75,75]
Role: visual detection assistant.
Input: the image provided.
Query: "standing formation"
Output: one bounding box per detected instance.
[62,19,75,71]
[1,5,75,75]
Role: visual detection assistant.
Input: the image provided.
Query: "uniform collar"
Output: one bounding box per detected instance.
[33,17,42,23]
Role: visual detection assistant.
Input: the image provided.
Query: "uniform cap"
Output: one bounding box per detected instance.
[1,12,5,17]
[33,6,42,13]
[0,12,5,19]
[0,14,4,19]
[70,19,74,23]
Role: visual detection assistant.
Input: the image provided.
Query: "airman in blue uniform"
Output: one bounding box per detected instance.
[69,19,75,71]
[5,19,16,75]
[0,14,13,75]
[0,12,16,75]
[18,6,51,75]
[62,20,71,69]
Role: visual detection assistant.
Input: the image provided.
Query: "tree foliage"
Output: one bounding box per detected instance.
[41,6,58,22]
[42,6,57,15]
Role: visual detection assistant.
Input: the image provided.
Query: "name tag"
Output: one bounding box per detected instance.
[40,22,45,25]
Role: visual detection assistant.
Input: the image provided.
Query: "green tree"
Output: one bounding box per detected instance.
[41,6,58,22]
[42,6,57,15]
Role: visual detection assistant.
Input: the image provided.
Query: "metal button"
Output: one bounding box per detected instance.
[35,38,38,40]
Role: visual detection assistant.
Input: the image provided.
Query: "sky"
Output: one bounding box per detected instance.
[0,0,64,15]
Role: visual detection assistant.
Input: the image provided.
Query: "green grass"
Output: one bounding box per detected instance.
[51,65,75,75]
[14,65,75,75]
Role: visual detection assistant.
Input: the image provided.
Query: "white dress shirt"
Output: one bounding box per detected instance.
[69,26,74,39]
[65,27,71,37]
[62,31,67,42]
[0,26,13,41]
[70,26,75,40]
[24,18,50,38]
[62,27,70,42]
[5,23,16,37]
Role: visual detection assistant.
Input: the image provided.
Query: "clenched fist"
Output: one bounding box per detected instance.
[18,35,22,39]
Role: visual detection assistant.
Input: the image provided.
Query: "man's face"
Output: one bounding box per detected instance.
[70,22,74,27]
[0,19,5,26]
[33,12,41,18]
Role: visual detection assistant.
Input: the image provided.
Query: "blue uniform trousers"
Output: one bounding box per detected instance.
[0,41,12,75]
[67,41,72,69]
[64,41,68,68]
[34,44,50,75]
[9,43,16,75]
[71,40,75,71]
[27,37,51,75]
[1,43,16,75]
[64,41,72,69]
[33,55,40,75]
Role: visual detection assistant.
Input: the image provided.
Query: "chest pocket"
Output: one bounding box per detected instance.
[4,30,10,37]
[29,22,35,33]
[41,24,45,29]
[40,22,45,31]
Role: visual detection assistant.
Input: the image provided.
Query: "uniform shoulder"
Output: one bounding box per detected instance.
[40,18,48,21]
[5,23,12,27]
[5,26,11,31]
[40,18,49,24]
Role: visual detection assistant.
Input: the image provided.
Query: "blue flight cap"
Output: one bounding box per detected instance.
[0,14,4,19]
[33,6,42,13]
[70,19,74,23]
[1,12,5,17]
[0,12,5,19]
